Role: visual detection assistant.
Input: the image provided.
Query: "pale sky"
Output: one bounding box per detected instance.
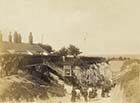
[0,0,140,55]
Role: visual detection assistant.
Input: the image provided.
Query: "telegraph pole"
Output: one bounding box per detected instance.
[136,56,140,95]
[83,32,88,55]
[41,34,44,44]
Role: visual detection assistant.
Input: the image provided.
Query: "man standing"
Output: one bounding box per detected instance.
[71,87,76,102]
[82,87,88,102]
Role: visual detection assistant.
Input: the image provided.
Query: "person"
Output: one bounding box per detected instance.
[88,87,93,98]
[101,84,110,97]
[82,88,88,102]
[88,87,97,98]
[71,87,76,102]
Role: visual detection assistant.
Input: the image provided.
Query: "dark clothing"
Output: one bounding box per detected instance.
[101,85,110,97]
[71,89,76,102]
[82,89,88,102]
[89,89,97,98]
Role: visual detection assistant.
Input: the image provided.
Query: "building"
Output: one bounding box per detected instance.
[0,41,47,55]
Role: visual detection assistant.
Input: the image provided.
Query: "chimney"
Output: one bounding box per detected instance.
[29,32,33,44]
[13,31,18,43]
[18,33,22,43]
[9,32,12,42]
[0,31,3,42]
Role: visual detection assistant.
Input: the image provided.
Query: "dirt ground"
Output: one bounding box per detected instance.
[0,97,111,103]
[0,87,112,103]
[46,94,111,103]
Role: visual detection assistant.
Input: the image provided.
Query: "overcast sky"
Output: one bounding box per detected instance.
[0,0,140,55]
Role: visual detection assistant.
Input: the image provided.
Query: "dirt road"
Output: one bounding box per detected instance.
[46,94,111,103]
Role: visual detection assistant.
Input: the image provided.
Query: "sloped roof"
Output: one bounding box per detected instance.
[0,42,47,55]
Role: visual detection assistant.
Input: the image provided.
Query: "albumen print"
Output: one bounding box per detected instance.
[0,0,140,103]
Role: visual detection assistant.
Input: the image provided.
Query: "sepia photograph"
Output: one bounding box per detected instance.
[0,0,140,103]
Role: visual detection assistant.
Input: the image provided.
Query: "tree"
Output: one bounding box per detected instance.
[38,44,54,54]
[58,47,68,56]
[68,44,82,56]
[53,51,60,56]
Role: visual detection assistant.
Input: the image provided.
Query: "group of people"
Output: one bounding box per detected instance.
[71,82,114,102]
[71,86,89,102]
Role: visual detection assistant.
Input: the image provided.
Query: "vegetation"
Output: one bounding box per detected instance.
[38,44,54,54]
[57,47,68,56]
[68,44,82,56]
[55,44,82,57]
